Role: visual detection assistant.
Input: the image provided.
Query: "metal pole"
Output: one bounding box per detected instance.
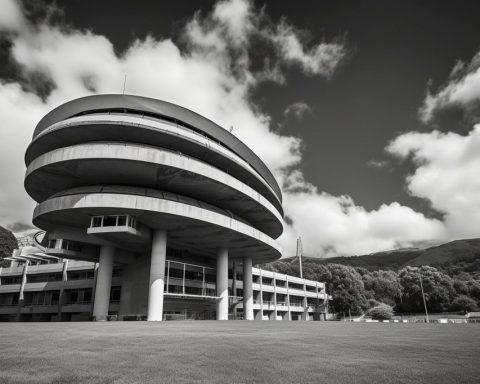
[297,237,303,279]
[419,271,429,323]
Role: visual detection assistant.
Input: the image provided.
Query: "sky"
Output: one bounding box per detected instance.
[1,0,480,257]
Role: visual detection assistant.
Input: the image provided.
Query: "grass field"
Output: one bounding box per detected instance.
[0,321,479,384]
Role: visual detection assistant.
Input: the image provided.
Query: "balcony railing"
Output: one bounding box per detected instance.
[289,301,303,307]
[64,301,92,306]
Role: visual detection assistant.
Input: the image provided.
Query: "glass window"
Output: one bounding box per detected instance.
[117,215,127,226]
[92,217,102,227]
[112,268,122,278]
[185,286,202,295]
[103,216,117,227]
[110,287,121,303]
[84,290,92,303]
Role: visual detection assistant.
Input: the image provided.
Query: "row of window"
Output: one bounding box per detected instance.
[0,288,121,307]
[252,276,319,291]
[90,215,139,230]
[47,239,82,252]
[0,268,122,285]
[166,285,216,297]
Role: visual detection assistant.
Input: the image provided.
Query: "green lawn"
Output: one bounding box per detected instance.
[0,321,479,383]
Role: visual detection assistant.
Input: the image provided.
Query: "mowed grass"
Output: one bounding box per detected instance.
[0,322,479,384]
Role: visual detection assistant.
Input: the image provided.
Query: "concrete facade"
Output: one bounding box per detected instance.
[12,94,327,321]
[0,258,328,321]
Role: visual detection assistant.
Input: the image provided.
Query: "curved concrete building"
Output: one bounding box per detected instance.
[24,94,284,321]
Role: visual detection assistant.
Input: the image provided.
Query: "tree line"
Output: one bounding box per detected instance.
[263,260,480,316]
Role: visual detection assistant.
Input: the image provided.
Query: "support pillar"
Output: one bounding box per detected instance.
[216,248,228,320]
[147,230,167,321]
[58,259,69,319]
[15,260,29,321]
[243,257,254,320]
[92,246,115,321]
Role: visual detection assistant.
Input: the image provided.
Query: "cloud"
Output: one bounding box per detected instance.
[367,159,389,169]
[279,170,445,257]
[273,21,347,77]
[6,221,35,233]
[0,0,26,32]
[387,125,480,239]
[284,102,312,119]
[0,0,449,257]
[420,51,480,122]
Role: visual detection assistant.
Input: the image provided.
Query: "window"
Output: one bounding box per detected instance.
[92,217,102,227]
[64,288,92,305]
[1,276,22,285]
[61,240,82,252]
[0,293,19,306]
[112,268,122,278]
[262,277,273,285]
[110,287,121,303]
[103,216,117,227]
[117,215,127,226]
[67,270,94,280]
[185,286,202,295]
[306,285,317,292]
[27,273,62,283]
[288,282,304,290]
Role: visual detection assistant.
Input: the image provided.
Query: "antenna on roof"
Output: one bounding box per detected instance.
[122,74,127,95]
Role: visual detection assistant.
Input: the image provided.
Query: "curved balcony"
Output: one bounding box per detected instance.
[25,142,283,238]
[32,186,282,264]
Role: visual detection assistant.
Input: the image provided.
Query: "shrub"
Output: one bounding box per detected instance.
[367,304,393,320]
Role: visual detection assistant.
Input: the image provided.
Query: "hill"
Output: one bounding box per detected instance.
[406,238,480,267]
[286,238,480,272]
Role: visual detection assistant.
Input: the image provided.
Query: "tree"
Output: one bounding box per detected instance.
[307,263,370,315]
[362,269,401,307]
[398,266,455,313]
[449,295,478,312]
[0,226,17,268]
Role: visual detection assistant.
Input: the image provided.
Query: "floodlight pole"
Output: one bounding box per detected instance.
[296,237,303,279]
[418,271,429,323]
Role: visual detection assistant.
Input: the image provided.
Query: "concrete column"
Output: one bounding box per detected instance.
[147,230,167,321]
[243,257,254,320]
[92,246,115,321]
[216,248,228,320]
[58,259,69,319]
[15,260,29,321]
[119,264,133,318]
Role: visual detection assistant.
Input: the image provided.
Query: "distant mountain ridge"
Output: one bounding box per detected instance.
[286,238,480,271]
